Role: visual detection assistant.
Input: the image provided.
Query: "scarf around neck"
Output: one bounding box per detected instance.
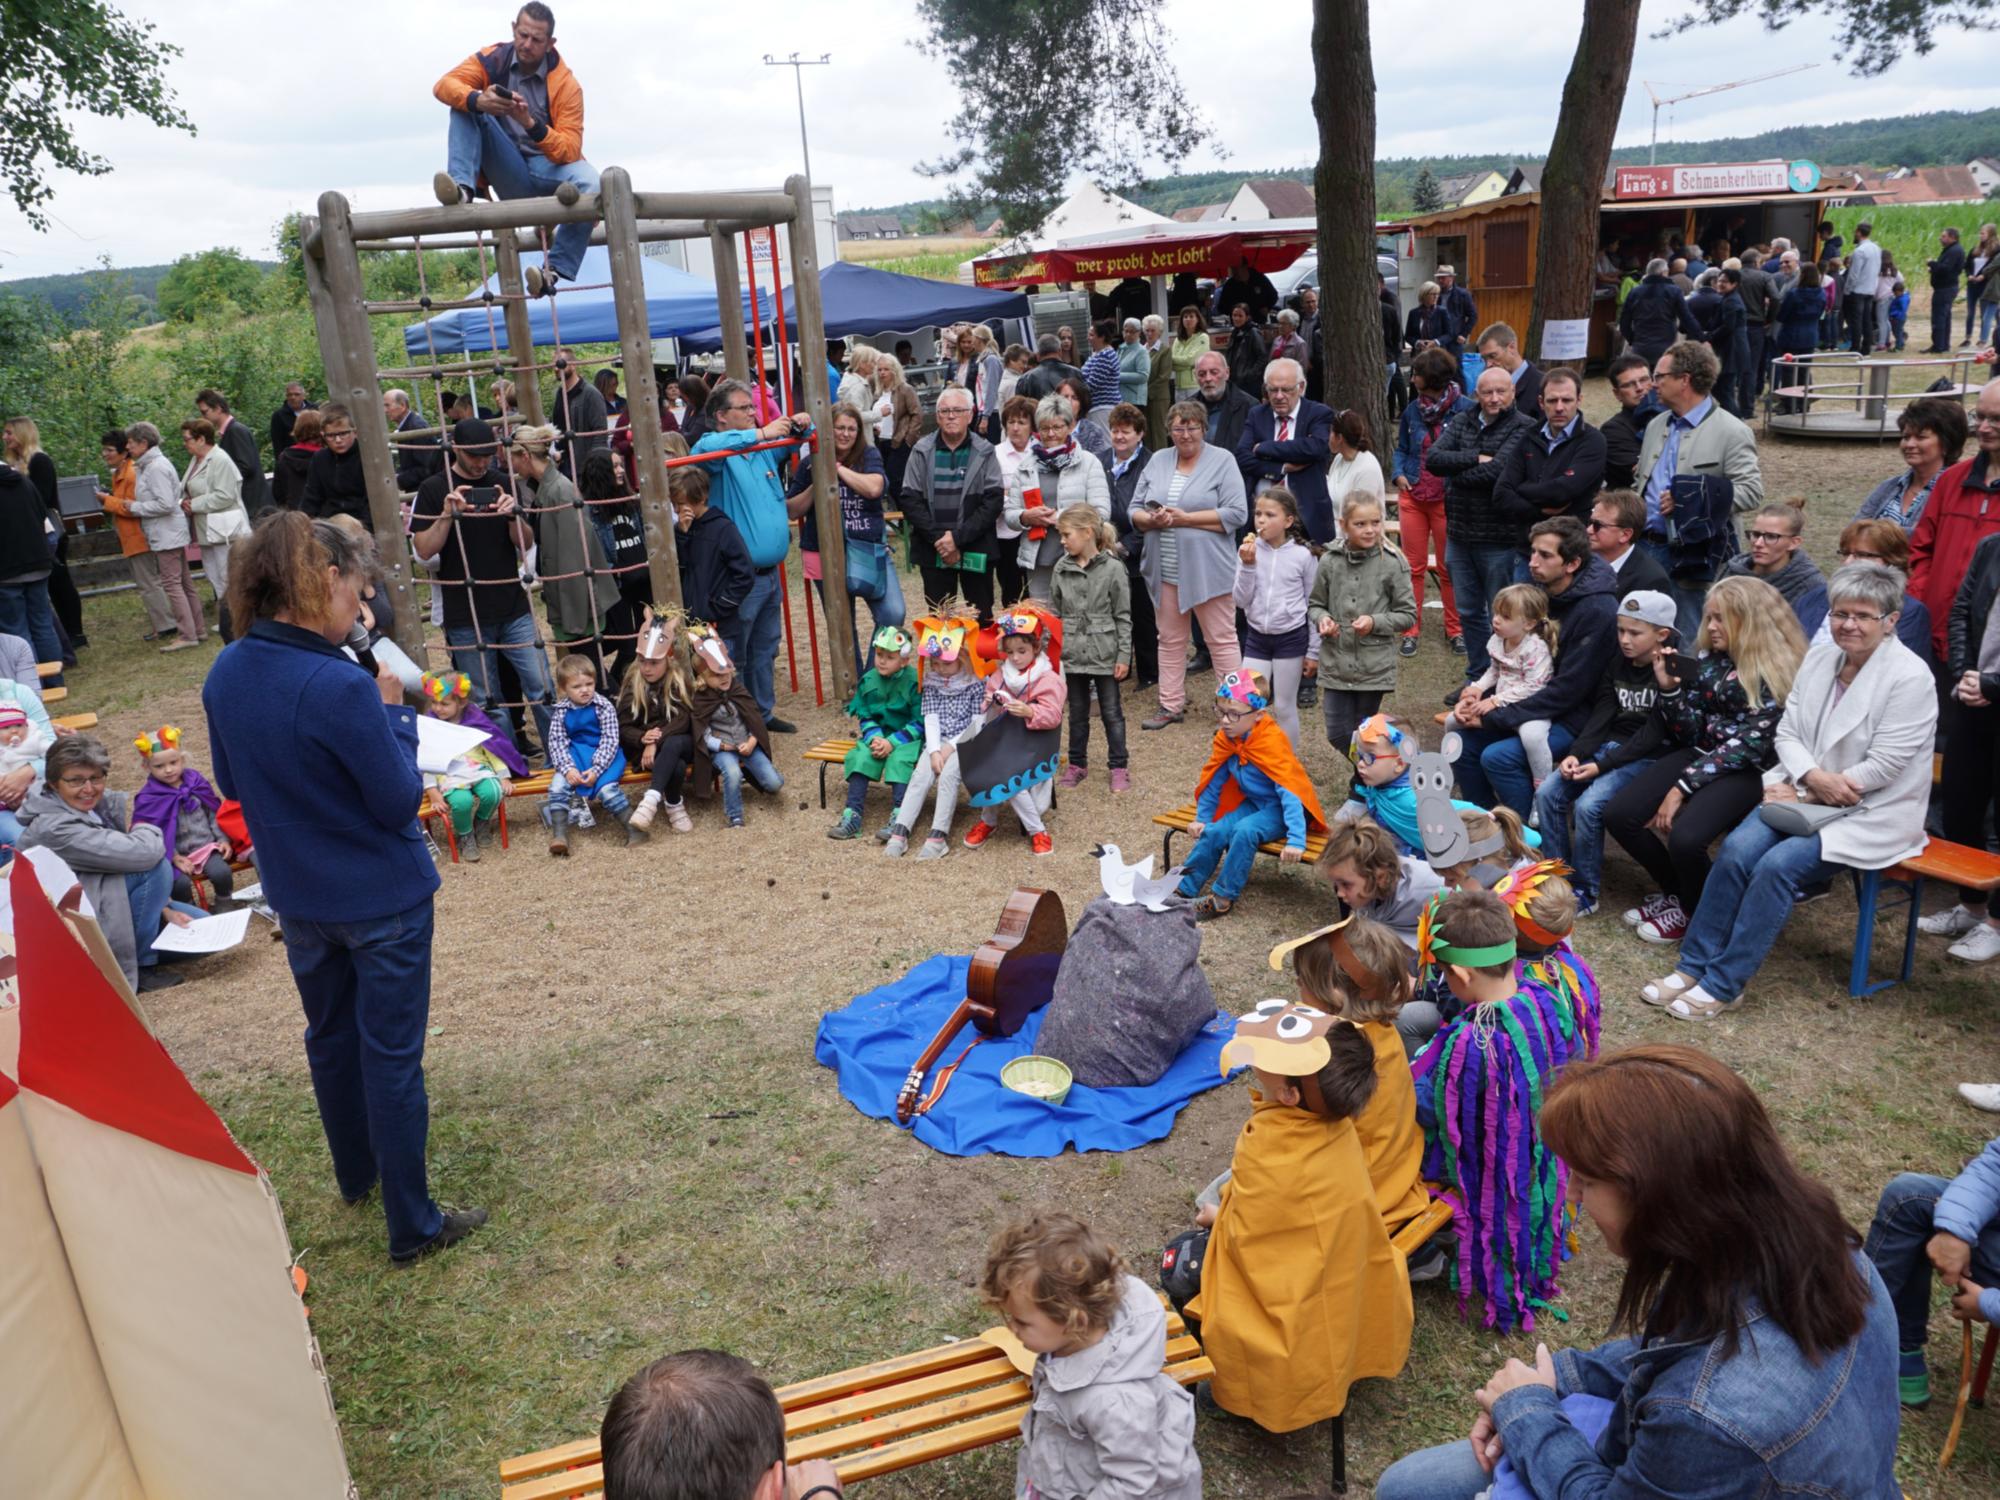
[1416,382,1463,430]
[1031,437,1078,472]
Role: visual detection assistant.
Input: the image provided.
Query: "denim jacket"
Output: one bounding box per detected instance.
[1492,1251,1902,1499]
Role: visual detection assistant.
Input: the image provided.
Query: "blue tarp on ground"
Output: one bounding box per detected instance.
[679,260,1032,351]
[401,246,772,356]
[815,953,1242,1157]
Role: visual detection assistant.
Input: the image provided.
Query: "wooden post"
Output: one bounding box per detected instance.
[599,167,686,613]
[309,191,426,664]
[710,225,750,384]
[785,174,857,701]
[492,233,547,426]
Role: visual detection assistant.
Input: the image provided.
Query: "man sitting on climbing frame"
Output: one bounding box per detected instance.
[432,3,599,297]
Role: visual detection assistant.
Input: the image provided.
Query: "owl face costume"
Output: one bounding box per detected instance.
[1220,999,1351,1119]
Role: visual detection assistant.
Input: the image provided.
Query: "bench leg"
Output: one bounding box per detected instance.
[1899,873,1925,984]
[819,761,830,810]
[498,799,510,851]
[1851,869,1924,997]
[1330,1410,1347,1496]
[1162,826,1179,869]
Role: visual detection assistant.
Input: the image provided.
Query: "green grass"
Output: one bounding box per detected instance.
[853,248,992,284]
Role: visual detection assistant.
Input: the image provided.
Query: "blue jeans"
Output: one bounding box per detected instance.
[281,898,443,1259]
[814,569,904,680]
[1175,801,1290,904]
[445,609,555,750]
[712,746,783,823]
[1444,540,1521,680]
[0,805,21,857]
[123,856,202,971]
[1375,1437,1491,1500]
[1638,536,1706,641]
[445,110,599,282]
[1452,721,1575,817]
[0,578,62,673]
[1532,747,1655,904]
[1676,812,1833,1002]
[1866,1171,2000,1351]
[726,566,785,719]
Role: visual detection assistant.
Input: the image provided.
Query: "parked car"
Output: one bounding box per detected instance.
[1271,253,1400,311]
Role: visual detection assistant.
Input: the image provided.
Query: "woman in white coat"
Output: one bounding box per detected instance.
[1648,563,1937,1021]
[1003,394,1110,601]
[179,417,251,634]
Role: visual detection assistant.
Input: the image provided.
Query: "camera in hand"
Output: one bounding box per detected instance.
[465,485,500,512]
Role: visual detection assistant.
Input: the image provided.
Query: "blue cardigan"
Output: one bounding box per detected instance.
[203,620,439,923]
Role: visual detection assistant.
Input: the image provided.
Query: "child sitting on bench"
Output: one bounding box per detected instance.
[416,675,515,863]
[617,613,694,834]
[543,654,645,854]
[885,603,987,860]
[1320,817,1442,954]
[964,605,1065,857]
[981,1211,1201,1499]
[831,625,922,842]
[686,627,783,829]
[1188,1000,1412,1430]
[130,724,242,902]
[1175,669,1327,920]
[1411,887,1579,1332]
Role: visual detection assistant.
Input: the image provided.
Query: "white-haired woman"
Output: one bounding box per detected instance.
[1003,394,1111,601]
[1267,307,1310,371]
[1405,282,1450,352]
[837,345,880,414]
[1118,318,1151,409]
[872,353,924,498]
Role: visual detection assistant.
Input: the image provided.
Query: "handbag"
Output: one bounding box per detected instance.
[844,536,888,603]
[1759,798,1857,836]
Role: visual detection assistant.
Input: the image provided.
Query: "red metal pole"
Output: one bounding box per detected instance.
[743,230,798,695]
[803,538,824,707]
[770,227,795,414]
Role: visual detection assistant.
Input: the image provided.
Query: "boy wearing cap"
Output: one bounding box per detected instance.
[1532,590,1674,917]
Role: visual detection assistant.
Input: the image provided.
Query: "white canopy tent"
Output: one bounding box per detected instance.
[956,185,1170,284]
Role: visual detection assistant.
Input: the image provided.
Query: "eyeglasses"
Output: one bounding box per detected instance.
[1829,610,1886,626]
[323,428,355,440]
[1264,383,1299,395]
[1975,413,2000,428]
[58,773,107,789]
[1214,704,1255,721]
[1747,530,1795,544]
[723,402,755,414]
[1169,421,1204,433]
[1584,518,1624,532]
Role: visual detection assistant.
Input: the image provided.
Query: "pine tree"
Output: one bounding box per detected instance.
[1412,167,1444,214]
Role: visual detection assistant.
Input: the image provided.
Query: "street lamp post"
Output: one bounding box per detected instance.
[763,52,831,182]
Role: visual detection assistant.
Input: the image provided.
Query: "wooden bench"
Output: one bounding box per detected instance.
[1850,837,2000,996]
[52,713,97,732]
[416,771,655,861]
[498,1300,1213,1498]
[36,660,61,680]
[1153,803,1330,871]
[803,737,858,808]
[41,685,67,703]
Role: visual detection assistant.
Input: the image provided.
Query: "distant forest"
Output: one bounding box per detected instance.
[852,107,2000,226]
[0,261,277,322]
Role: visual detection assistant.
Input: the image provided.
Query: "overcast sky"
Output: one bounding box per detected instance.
[2,0,1997,281]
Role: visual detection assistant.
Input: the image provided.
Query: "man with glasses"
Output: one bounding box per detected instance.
[691,380,814,730]
[410,418,557,749]
[1587,488,1672,595]
[1475,322,1544,423]
[1720,501,1829,635]
[1910,377,2000,657]
[901,387,1004,623]
[299,402,370,526]
[1236,357,1336,543]
[1600,353,1662,491]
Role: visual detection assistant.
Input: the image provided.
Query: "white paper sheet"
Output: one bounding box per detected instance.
[229,880,263,906]
[415,716,488,775]
[149,908,251,955]
[1540,319,1589,361]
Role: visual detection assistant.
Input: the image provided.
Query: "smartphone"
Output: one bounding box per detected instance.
[1660,643,1686,683]
[465,485,500,512]
[489,83,515,101]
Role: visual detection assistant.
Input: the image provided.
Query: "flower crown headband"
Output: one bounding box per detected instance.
[419,672,473,703]
[134,724,182,757]
[1495,859,1574,949]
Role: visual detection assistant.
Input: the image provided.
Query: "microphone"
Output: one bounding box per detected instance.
[345,620,381,678]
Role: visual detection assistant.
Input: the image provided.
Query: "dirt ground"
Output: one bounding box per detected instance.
[51,379,2000,1497]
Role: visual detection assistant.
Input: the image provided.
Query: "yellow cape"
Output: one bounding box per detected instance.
[1188,1093,1412,1431]
[1359,1019,1430,1233]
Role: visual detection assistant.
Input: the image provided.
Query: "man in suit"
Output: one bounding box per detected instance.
[1927,227,1967,353]
[196,389,269,516]
[1476,322,1544,422]
[1235,357,1336,543]
[1191,351,1254,454]
[383,388,441,493]
[1632,339,1765,637]
[1588,488,1672,596]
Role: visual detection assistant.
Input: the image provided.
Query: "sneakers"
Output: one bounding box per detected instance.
[630,790,661,831]
[1030,831,1054,857]
[963,819,997,849]
[1140,709,1184,731]
[765,716,798,734]
[874,819,900,844]
[663,800,692,833]
[459,834,481,863]
[1919,903,1982,938]
[1958,1082,2000,1113]
[1573,896,1599,919]
[523,265,561,298]
[1948,921,2000,963]
[1406,1239,1451,1283]
[474,815,499,847]
[1295,678,1319,709]
[1400,635,1419,657]
[390,1205,490,1269]
[433,171,472,207]
[1448,635,1467,656]
[1057,764,1087,789]
[137,966,185,992]
[1636,896,1688,944]
[915,831,950,861]
[1623,893,1668,927]
[1899,1349,1931,1409]
[883,823,911,858]
[1110,768,1132,793]
[829,808,863,840]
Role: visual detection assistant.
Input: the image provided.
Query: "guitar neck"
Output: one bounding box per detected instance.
[896,998,977,1121]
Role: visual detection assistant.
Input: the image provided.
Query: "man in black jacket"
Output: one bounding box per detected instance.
[1737,249,1781,399]
[1928,227,1967,353]
[1192,352,1254,454]
[384,388,441,493]
[550,347,608,478]
[1619,260,1704,370]
[1475,322,1544,421]
[1014,334,1084,403]
[197,390,269,515]
[671,465,753,632]
[1707,271,1752,417]
[1427,366,1535,692]
[1492,369,1605,557]
[269,383,313,462]
[1599,353,1661,491]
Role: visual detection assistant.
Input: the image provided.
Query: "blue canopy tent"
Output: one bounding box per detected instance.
[678,260,1031,351]
[401,246,772,357]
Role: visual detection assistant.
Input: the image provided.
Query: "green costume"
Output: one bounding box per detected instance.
[843,665,924,783]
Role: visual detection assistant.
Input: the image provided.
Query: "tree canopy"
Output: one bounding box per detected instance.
[155,249,265,323]
[1664,0,1998,76]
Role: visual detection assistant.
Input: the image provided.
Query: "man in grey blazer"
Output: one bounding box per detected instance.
[1632,339,1765,638]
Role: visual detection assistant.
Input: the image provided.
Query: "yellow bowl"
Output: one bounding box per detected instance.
[1002,1055,1073,1107]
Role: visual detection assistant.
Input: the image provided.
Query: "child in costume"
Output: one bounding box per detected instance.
[981,1212,1201,1500]
[1456,582,1556,792]
[416,662,530,781]
[618,611,695,834]
[884,602,988,860]
[1410,887,1580,1333]
[1320,816,1443,953]
[686,627,784,829]
[1309,488,1415,758]
[543,654,645,854]
[831,625,923,841]
[1430,805,1537,890]
[1187,1000,1412,1431]
[130,725,242,902]
[1498,860,1602,1068]
[416,674,515,863]
[1233,486,1317,748]
[1050,503,1132,791]
[964,604,1065,857]
[1332,713,1463,856]
[1175,669,1328,920]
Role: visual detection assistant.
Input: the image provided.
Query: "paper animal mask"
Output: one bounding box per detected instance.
[1218,999,1340,1078]
[1412,731,1470,867]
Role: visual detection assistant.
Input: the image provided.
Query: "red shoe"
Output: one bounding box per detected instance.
[1031,831,1054,857]
[963,820,996,849]
[1637,896,1688,944]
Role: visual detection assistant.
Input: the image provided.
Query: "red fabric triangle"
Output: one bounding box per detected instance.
[0,1066,16,1110]
[13,858,254,1175]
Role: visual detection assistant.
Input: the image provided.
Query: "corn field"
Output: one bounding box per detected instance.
[1821,201,1992,280]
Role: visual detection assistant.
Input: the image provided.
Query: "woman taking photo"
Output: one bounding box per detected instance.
[1001,394,1111,600]
[1131,400,1247,728]
[202,511,484,1268]
[786,402,897,679]
[1853,395,1964,531]
[1170,306,1209,401]
[1376,1043,1900,1499]
[1648,564,1936,1020]
[1602,575,1805,944]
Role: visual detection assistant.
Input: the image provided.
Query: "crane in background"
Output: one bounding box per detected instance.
[1643,65,1820,163]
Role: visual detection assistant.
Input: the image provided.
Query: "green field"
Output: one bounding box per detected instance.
[1821,202,1992,282]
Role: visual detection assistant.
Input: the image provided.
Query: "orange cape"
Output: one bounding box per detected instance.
[1194,717,1328,834]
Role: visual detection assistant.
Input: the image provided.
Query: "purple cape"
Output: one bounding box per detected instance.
[458,700,530,776]
[131,766,221,855]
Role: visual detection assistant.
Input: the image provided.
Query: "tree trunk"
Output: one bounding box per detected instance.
[1527,1,1642,377]
[1311,0,1387,453]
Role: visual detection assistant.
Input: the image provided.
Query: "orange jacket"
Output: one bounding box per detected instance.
[99,459,147,558]
[434,42,585,167]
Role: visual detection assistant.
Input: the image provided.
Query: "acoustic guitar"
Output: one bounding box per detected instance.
[895,885,1069,1122]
